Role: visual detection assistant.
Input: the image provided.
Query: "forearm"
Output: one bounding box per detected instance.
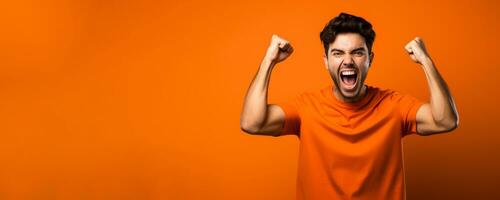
[421,59,459,127]
[240,59,275,132]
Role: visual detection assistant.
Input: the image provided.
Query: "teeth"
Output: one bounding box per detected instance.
[341,70,356,76]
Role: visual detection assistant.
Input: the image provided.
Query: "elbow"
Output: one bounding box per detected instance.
[439,115,459,133]
[240,120,260,135]
[447,111,460,132]
[443,120,458,132]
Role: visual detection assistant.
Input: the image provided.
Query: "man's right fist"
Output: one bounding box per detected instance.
[264,34,294,65]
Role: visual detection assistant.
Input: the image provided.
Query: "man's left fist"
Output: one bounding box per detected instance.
[405,37,432,65]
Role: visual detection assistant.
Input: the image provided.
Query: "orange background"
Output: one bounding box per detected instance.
[0,0,498,199]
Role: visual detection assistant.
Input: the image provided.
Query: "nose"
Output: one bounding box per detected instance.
[342,56,355,67]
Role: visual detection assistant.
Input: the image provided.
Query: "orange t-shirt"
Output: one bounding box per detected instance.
[277,84,424,200]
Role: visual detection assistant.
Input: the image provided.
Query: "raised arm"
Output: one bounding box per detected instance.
[404,37,459,136]
[240,35,293,136]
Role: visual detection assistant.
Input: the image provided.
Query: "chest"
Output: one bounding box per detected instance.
[298,100,404,144]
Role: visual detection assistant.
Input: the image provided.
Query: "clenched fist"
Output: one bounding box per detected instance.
[405,37,432,66]
[264,34,294,65]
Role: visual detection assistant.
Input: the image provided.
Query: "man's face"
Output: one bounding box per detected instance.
[323,33,373,101]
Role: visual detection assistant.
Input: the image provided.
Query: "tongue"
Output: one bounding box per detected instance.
[344,76,356,85]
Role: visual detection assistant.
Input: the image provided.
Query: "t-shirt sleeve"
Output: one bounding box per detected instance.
[391,92,425,137]
[276,98,301,137]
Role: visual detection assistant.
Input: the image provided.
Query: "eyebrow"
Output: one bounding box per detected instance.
[330,47,366,53]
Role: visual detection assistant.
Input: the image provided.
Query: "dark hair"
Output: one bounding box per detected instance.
[320,13,376,56]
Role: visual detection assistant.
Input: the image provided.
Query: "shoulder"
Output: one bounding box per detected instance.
[372,87,423,112]
[366,86,422,110]
[369,86,413,101]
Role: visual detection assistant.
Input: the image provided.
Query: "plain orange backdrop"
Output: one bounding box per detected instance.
[0,0,498,199]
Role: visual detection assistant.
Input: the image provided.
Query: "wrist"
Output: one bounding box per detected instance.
[421,57,435,69]
[260,58,276,70]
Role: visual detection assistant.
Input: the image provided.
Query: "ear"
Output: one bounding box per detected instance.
[323,54,329,70]
[369,52,375,67]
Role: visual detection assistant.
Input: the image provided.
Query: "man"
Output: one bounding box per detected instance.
[240,13,459,200]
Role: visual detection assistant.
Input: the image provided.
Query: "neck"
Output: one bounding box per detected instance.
[333,85,367,103]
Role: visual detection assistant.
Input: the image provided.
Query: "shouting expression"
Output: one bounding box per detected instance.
[323,33,374,102]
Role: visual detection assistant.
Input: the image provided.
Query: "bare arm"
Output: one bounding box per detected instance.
[405,37,459,136]
[240,35,294,136]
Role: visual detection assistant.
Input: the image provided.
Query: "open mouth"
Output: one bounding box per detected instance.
[339,69,358,90]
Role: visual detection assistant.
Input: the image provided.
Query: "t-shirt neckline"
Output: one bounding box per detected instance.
[324,84,376,109]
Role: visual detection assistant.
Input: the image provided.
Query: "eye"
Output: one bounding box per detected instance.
[353,51,365,57]
[332,52,342,57]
